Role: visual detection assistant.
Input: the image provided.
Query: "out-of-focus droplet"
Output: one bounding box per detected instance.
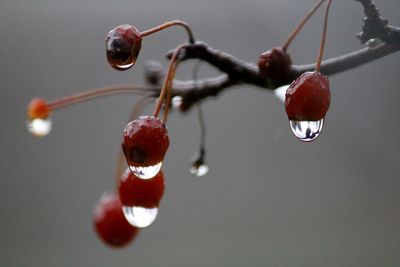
[129,162,162,180]
[172,96,183,110]
[27,118,52,137]
[289,119,324,142]
[123,206,158,228]
[190,164,209,177]
[366,38,383,48]
[274,84,289,103]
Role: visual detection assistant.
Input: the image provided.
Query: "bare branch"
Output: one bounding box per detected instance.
[160,0,400,111]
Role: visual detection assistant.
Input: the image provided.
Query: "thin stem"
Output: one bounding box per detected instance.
[153,44,187,118]
[282,0,327,51]
[316,0,333,72]
[114,95,154,189]
[192,61,206,150]
[47,84,155,111]
[162,61,179,123]
[140,20,195,44]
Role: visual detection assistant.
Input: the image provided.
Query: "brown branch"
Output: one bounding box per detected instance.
[161,0,400,111]
[167,40,400,111]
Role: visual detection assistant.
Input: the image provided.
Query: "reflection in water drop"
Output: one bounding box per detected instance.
[190,164,209,177]
[289,119,324,142]
[27,118,52,137]
[116,63,134,70]
[129,162,162,179]
[123,206,158,228]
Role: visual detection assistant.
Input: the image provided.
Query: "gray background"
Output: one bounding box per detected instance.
[1,0,399,266]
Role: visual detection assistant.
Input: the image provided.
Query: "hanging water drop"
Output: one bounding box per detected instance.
[172,96,183,110]
[27,118,52,137]
[123,206,158,228]
[289,119,324,142]
[190,164,209,177]
[129,161,162,179]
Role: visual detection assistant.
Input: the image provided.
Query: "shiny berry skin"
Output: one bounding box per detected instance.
[258,47,292,84]
[119,168,165,208]
[106,24,142,71]
[285,71,331,121]
[27,98,50,119]
[122,116,169,167]
[93,192,139,247]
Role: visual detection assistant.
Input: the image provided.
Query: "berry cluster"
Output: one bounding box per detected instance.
[25,0,335,250]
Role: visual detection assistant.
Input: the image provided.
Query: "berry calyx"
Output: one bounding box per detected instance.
[93,192,139,248]
[27,98,50,120]
[106,25,142,71]
[285,71,330,121]
[258,47,292,83]
[122,116,169,168]
[119,168,165,208]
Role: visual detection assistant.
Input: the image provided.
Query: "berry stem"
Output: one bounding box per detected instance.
[115,95,154,189]
[47,84,154,111]
[140,20,195,44]
[282,0,327,51]
[315,0,333,72]
[153,44,187,119]
[192,61,207,151]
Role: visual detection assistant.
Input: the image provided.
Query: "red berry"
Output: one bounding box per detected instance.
[106,24,142,71]
[27,98,50,119]
[119,168,165,208]
[285,71,331,121]
[258,47,292,84]
[122,116,169,168]
[93,192,139,247]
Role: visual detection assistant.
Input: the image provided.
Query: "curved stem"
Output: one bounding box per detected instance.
[153,44,187,118]
[282,0,327,51]
[316,0,333,72]
[140,20,195,44]
[162,61,179,123]
[47,84,155,111]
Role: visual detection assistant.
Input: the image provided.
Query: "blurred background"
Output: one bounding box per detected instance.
[1,0,399,266]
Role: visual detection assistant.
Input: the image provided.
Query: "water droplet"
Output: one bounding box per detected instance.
[129,162,162,179]
[172,96,183,110]
[190,164,209,177]
[27,118,52,137]
[274,84,289,103]
[289,119,324,142]
[123,206,158,228]
[366,38,383,48]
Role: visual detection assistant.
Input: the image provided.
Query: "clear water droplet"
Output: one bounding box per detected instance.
[172,96,183,110]
[190,164,209,177]
[116,63,134,70]
[27,118,52,137]
[289,119,324,142]
[274,84,289,103]
[123,206,158,228]
[366,38,383,48]
[129,162,162,179]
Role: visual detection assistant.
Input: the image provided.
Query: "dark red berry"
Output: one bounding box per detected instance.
[106,24,142,71]
[122,116,169,167]
[119,168,165,208]
[93,192,139,247]
[258,47,292,84]
[285,71,331,121]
